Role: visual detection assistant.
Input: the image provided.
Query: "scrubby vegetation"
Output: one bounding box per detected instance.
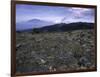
[16,29,95,73]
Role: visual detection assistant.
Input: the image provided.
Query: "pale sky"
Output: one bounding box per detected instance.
[16,4,95,23]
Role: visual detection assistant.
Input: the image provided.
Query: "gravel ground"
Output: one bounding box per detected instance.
[16,29,96,73]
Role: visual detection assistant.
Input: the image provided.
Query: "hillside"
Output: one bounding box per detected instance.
[32,22,94,32]
[16,29,95,73]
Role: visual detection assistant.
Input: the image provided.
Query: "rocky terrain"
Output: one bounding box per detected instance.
[16,29,95,73]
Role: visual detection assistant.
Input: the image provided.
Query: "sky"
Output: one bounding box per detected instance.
[16,4,95,24]
[16,4,95,30]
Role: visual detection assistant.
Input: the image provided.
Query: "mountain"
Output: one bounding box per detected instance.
[16,19,54,31]
[32,22,94,32]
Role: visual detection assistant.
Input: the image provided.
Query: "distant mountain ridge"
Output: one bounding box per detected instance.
[16,19,54,31]
[16,22,94,32]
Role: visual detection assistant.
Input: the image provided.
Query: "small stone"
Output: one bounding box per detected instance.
[78,57,90,67]
[19,60,22,64]
[16,43,21,48]
[40,59,46,64]
[51,48,55,51]
[82,44,86,47]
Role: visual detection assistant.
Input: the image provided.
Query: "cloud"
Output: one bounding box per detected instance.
[71,7,94,19]
[61,7,95,23]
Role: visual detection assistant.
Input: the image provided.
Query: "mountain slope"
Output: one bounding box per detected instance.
[32,22,94,32]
